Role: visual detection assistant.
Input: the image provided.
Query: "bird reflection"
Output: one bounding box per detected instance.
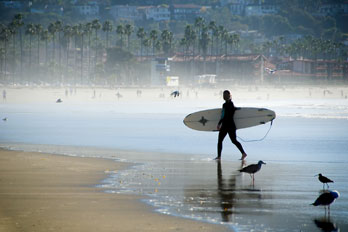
[314,217,339,232]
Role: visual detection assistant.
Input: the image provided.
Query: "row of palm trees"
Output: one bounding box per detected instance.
[0,15,242,81]
[261,36,346,61]
[1,14,347,85]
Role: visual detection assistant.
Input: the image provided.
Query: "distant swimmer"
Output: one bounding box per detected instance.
[2,117,7,121]
[214,90,247,161]
[115,92,123,100]
[170,90,180,98]
[2,90,6,101]
[56,98,62,103]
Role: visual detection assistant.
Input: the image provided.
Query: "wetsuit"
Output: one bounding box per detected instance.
[217,100,245,158]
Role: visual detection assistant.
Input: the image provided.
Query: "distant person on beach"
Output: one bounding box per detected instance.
[215,90,247,161]
[2,90,6,101]
[171,90,180,98]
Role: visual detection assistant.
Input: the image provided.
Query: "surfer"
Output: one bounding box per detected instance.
[215,90,247,161]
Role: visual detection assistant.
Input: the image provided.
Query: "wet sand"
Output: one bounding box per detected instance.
[0,149,228,232]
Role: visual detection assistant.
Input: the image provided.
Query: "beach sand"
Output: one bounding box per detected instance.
[0,149,228,232]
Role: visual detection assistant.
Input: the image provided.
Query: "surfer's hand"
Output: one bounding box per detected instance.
[217,124,221,130]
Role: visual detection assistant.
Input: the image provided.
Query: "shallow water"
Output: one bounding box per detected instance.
[1,95,348,231]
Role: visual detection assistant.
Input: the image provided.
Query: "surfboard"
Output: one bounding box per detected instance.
[183,107,276,131]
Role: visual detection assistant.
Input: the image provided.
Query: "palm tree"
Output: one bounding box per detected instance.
[116,24,124,49]
[72,24,80,78]
[102,20,113,49]
[78,23,86,83]
[55,20,63,77]
[8,21,17,79]
[200,26,210,73]
[194,17,205,54]
[91,19,101,80]
[217,25,225,55]
[220,28,228,55]
[136,27,146,57]
[124,24,133,52]
[63,25,72,75]
[40,29,50,71]
[48,22,57,64]
[208,21,217,56]
[149,30,158,56]
[35,24,43,67]
[84,22,92,81]
[161,29,173,57]
[142,37,151,56]
[84,23,93,82]
[25,23,36,76]
[0,25,11,80]
[184,25,196,56]
[179,38,187,57]
[13,14,24,78]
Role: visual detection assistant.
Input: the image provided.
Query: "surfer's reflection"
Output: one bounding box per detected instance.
[217,161,237,222]
[313,217,339,232]
[216,161,266,222]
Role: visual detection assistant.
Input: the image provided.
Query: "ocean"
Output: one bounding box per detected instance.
[1,89,348,231]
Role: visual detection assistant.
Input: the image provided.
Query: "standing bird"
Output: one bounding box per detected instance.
[312,190,340,214]
[316,173,334,189]
[239,160,266,184]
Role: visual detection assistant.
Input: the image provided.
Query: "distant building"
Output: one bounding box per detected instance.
[317,3,348,16]
[220,0,253,7]
[73,2,99,17]
[110,5,142,21]
[171,4,202,20]
[30,5,64,15]
[229,3,245,15]
[145,5,170,21]
[245,4,278,16]
[0,1,23,9]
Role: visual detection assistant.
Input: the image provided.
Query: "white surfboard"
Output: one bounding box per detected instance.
[183,107,276,131]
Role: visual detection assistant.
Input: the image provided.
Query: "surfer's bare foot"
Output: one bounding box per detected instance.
[214,156,221,161]
[240,153,247,160]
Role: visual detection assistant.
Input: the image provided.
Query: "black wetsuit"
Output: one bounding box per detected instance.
[217,100,245,158]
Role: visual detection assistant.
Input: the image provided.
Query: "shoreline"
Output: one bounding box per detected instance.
[0,148,229,232]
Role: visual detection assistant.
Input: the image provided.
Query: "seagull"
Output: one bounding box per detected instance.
[239,160,266,183]
[312,190,340,214]
[316,173,334,189]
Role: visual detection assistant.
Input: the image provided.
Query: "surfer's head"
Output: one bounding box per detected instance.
[223,90,231,101]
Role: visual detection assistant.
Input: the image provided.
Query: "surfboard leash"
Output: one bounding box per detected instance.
[237,119,274,142]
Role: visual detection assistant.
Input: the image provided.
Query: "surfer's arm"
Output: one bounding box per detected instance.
[218,108,225,126]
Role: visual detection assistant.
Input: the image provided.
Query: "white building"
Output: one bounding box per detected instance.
[245,4,278,16]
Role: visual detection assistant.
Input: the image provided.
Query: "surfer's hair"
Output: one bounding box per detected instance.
[223,90,230,95]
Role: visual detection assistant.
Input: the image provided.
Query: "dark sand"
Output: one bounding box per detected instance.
[0,149,228,232]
